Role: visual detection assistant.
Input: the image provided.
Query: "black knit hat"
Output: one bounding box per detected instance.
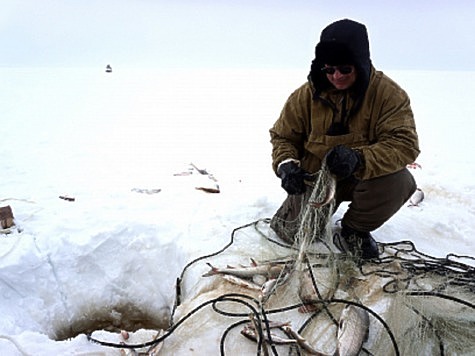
[309,19,372,96]
[316,42,355,66]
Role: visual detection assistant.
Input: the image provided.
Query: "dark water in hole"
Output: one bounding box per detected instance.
[53,303,170,341]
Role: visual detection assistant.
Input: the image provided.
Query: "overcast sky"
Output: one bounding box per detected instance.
[2,0,475,70]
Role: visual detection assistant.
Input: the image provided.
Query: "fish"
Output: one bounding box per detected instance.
[220,274,262,291]
[252,274,267,286]
[408,188,424,207]
[120,330,129,340]
[195,186,220,194]
[407,162,422,169]
[202,261,286,279]
[299,270,320,303]
[334,304,370,356]
[241,326,298,345]
[245,319,291,330]
[120,348,138,356]
[298,270,322,313]
[248,315,271,356]
[298,268,337,314]
[282,326,325,355]
[259,271,291,302]
[259,278,279,302]
[309,174,336,208]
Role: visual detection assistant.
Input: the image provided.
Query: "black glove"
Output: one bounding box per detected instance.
[277,161,313,195]
[325,145,362,178]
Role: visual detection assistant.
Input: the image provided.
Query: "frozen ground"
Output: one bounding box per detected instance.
[0,68,474,354]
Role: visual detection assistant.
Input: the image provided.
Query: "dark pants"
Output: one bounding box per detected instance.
[270,168,416,242]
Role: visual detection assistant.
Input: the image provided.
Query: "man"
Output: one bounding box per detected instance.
[269,19,419,259]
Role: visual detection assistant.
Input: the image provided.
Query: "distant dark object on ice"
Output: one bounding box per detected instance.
[0,205,14,229]
[59,195,76,202]
[105,64,112,73]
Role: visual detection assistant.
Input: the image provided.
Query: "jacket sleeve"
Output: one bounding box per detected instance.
[356,78,420,180]
[269,85,312,174]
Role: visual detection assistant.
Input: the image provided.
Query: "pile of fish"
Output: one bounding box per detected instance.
[240,303,369,356]
[202,259,370,355]
[202,258,291,302]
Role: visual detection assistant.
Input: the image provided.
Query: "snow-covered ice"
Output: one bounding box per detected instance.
[0,68,473,354]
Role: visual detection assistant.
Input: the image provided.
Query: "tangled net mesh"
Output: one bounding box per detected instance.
[88,166,475,355]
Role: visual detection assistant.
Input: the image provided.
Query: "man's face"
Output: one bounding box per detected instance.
[322,65,357,90]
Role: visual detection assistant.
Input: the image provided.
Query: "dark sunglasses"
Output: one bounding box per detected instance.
[321,65,354,75]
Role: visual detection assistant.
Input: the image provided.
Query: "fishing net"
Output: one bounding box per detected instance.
[87,166,475,355]
[270,167,475,355]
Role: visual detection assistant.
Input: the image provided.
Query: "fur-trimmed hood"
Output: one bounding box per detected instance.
[308,19,372,97]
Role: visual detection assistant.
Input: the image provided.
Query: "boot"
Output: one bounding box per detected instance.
[334,224,379,259]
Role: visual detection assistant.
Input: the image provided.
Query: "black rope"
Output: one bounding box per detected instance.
[87,219,475,356]
[213,296,266,356]
[221,320,256,356]
[171,219,265,324]
[304,256,338,326]
[358,240,475,295]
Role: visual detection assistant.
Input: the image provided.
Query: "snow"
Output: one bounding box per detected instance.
[0,67,474,355]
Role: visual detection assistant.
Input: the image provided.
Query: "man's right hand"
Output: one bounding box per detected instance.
[277,161,313,195]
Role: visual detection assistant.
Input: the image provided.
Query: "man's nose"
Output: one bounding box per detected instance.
[333,71,344,79]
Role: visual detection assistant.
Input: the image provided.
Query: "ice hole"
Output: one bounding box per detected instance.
[53,302,170,341]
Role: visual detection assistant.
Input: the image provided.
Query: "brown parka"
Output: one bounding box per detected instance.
[270,20,419,180]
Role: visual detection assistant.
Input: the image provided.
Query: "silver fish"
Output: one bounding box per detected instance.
[248,315,271,356]
[334,304,370,356]
[259,271,291,302]
[120,348,138,356]
[202,262,284,279]
[299,270,320,302]
[246,319,291,331]
[220,274,262,290]
[259,278,278,302]
[252,274,267,286]
[282,326,325,355]
[309,174,336,208]
[241,326,297,345]
[298,269,336,313]
[408,188,424,207]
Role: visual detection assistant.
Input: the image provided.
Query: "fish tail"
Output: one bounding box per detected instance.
[202,262,219,277]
